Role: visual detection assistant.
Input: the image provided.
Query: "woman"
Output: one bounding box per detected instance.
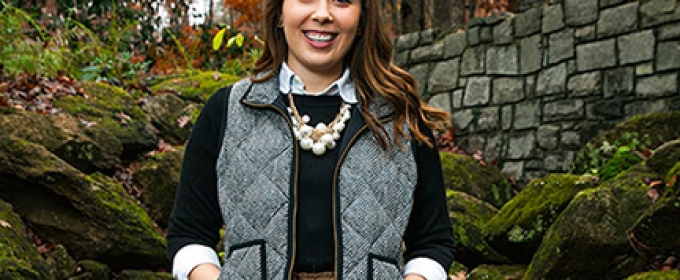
[166,0,455,279]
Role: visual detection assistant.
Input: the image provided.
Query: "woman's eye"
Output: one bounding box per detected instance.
[334,0,352,4]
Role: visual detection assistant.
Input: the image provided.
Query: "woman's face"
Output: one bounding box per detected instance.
[281,0,362,77]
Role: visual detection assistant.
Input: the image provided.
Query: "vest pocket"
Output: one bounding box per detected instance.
[220,239,267,280]
[367,253,401,279]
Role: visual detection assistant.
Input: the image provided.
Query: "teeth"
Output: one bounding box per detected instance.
[306,32,334,42]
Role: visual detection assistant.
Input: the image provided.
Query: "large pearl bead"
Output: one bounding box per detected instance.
[321,134,335,147]
[300,125,313,137]
[300,138,313,150]
[312,142,326,155]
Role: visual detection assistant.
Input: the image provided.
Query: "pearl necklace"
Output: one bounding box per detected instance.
[286,93,351,156]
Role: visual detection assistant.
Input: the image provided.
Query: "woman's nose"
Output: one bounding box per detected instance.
[311,1,333,23]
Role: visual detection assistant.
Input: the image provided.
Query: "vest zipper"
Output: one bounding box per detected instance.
[331,116,392,279]
[243,101,300,280]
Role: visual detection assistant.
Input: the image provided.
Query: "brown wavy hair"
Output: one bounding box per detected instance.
[252,0,451,150]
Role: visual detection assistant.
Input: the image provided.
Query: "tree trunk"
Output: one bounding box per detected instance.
[433,0,467,29]
[401,0,425,34]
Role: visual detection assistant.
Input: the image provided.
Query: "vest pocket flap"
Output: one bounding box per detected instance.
[221,239,267,280]
[367,253,401,279]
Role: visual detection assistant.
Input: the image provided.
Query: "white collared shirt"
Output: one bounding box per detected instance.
[278,62,358,104]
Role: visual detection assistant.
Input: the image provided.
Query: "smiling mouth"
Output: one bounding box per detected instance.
[304,31,337,43]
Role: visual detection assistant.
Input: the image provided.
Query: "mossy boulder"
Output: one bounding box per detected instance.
[647,139,680,176]
[114,269,173,280]
[485,174,599,263]
[0,109,122,173]
[571,111,680,175]
[70,260,111,280]
[0,135,168,270]
[133,147,184,228]
[149,70,240,102]
[524,164,658,279]
[441,152,515,208]
[467,264,526,280]
[54,81,158,159]
[0,199,51,279]
[625,270,680,280]
[628,163,680,260]
[142,93,198,145]
[44,244,77,279]
[447,190,511,267]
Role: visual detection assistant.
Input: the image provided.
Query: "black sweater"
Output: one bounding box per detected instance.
[166,87,455,273]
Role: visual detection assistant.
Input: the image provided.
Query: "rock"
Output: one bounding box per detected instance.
[54,81,158,160]
[447,190,511,267]
[628,164,680,260]
[441,152,515,208]
[571,111,680,175]
[45,244,77,279]
[0,109,122,173]
[647,139,680,176]
[149,71,240,102]
[133,147,184,228]
[524,164,657,278]
[626,270,680,279]
[467,264,526,280]
[485,174,599,263]
[0,198,51,279]
[70,260,111,280]
[0,135,168,270]
[115,269,173,280]
[142,93,198,145]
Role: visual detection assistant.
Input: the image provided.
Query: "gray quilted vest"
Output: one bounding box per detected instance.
[216,76,417,279]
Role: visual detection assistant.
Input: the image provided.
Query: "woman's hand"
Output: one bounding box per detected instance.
[188,263,220,280]
[404,274,427,280]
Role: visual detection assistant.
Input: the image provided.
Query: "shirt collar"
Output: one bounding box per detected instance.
[278,62,358,104]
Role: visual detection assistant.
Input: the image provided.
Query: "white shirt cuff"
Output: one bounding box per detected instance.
[172,244,221,280]
[403,257,447,280]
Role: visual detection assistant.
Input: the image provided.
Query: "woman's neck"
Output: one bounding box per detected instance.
[286,63,343,94]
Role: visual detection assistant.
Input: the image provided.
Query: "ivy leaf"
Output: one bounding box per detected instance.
[212,28,227,51]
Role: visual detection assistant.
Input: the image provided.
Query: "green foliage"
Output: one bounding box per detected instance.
[598,140,645,181]
[573,131,651,177]
[0,4,82,76]
[213,30,263,76]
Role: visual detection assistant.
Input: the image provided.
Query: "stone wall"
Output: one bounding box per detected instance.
[394,0,680,184]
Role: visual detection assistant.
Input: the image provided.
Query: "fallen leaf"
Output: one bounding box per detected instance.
[0,219,11,228]
[667,175,677,188]
[177,115,191,128]
[648,188,660,203]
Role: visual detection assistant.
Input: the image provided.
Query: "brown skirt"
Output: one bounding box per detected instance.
[291,271,335,280]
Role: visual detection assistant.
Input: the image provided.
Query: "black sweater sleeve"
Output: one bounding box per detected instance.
[402,124,456,272]
[166,87,230,263]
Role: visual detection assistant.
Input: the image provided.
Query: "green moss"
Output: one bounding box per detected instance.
[0,200,49,279]
[468,264,526,280]
[150,71,241,102]
[625,270,680,280]
[486,174,598,237]
[440,152,514,208]
[86,173,166,252]
[0,258,41,279]
[55,81,146,121]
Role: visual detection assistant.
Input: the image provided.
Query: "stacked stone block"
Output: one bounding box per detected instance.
[394,0,680,184]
